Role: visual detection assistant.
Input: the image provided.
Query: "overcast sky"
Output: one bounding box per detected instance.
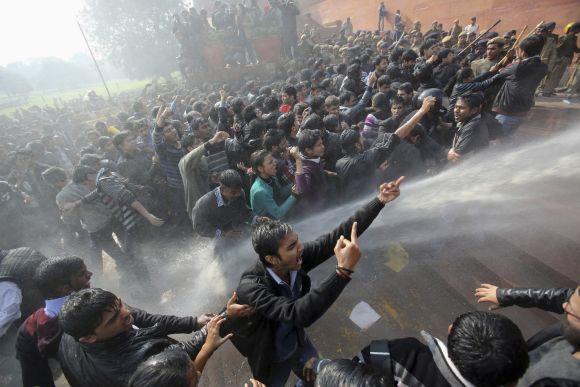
[0,0,87,65]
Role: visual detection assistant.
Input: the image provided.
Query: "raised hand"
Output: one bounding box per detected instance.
[334,222,361,272]
[419,96,437,113]
[475,283,501,310]
[377,176,404,204]
[204,315,232,352]
[209,131,230,145]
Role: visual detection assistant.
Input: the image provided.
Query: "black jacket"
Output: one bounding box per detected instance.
[226,197,386,382]
[58,308,205,387]
[497,287,573,314]
[336,134,400,201]
[493,56,548,115]
[452,114,489,156]
[191,188,253,238]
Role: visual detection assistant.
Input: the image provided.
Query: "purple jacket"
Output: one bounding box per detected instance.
[294,158,327,216]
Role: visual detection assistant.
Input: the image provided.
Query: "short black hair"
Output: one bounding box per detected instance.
[79,154,101,169]
[251,149,271,174]
[339,91,356,106]
[316,359,385,387]
[401,49,419,62]
[397,82,414,94]
[59,288,118,340]
[263,129,285,151]
[264,96,279,113]
[252,220,293,266]
[128,348,193,387]
[112,131,132,150]
[457,92,484,109]
[218,169,243,189]
[323,114,339,132]
[301,115,324,131]
[283,84,297,98]
[243,105,258,123]
[277,112,296,137]
[35,256,85,298]
[377,75,391,88]
[457,67,474,83]
[391,95,405,106]
[438,48,453,60]
[372,92,388,109]
[181,134,197,149]
[72,165,98,184]
[448,311,529,387]
[42,166,68,185]
[519,35,544,57]
[298,129,322,153]
[373,55,388,68]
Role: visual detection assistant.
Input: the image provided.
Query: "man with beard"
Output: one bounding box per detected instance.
[476,284,580,384]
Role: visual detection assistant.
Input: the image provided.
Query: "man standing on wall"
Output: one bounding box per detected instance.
[378,2,387,32]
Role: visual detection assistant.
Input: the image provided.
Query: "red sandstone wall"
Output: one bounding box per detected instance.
[298,0,580,36]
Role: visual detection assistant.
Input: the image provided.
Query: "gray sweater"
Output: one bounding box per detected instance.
[56,183,112,233]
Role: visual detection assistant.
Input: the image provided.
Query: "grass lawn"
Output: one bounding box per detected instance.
[0,78,152,116]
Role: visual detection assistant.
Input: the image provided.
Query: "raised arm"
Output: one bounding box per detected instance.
[475,283,574,314]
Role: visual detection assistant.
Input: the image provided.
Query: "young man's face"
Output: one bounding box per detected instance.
[282,92,295,105]
[454,98,477,123]
[121,136,137,154]
[486,44,500,60]
[163,125,179,143]
[306,138,325,158]
[377,59,388,73]
[220,185,242,202]
[397,89,412,103]
[69,264,93,291]
[82,298,133,343]
[326,104,339,116]
[267,231,304,272]
[379,83,390,94]
[259,154,277,177]
[443,52,455,64]
[563,287,580,347]
[391,103,405,119]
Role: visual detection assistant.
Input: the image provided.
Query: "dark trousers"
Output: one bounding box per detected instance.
[268,335,318,387]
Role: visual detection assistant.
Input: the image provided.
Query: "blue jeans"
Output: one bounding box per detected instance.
[268,335,318,387]
[495,114,524,138]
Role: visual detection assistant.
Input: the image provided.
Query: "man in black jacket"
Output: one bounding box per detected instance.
[225,179,404,385]
[311,311,529,387]
[476,284,580,385]
[447,93,489,163]
[57,287,251,387]
[491,35,548,139]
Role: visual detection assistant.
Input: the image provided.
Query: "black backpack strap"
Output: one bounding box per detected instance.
[369,340,395,387]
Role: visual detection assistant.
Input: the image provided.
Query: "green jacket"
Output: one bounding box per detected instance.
[179,143,209,215]
[250,176,296,220]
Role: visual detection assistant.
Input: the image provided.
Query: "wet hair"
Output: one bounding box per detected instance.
[457,67,475,83]
[112,132,132,150]
[391,95,405,106]
[519,35,545,57]
[339,91,356,106]
[438,48,453,60]
[72,165,98,184]
[301,115,324,131]
[448,311,529,387]
[401,49,419,63]
[377,75,391,89]
[79,154,101,169]
[251,149,271,175]
[128,348,194,387]
[340,128,361,155]
[252,220,294,266]
[389,47,405,63]
[277,112,296,137]
[264,96,279,113]
[298,129,322,153]
[59,288,118,340]
[457,93,484,110]
[372,92,388,109]
[397,82,414,94]
[42,166,68,185]
[316,359,386,387]
[218,169,243,189]
[323,114,339,132]
[35,256,85,299]
[283,85,297,99]
[263,129,285,151]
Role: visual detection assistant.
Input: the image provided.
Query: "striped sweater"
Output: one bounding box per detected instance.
[153,124,186,189]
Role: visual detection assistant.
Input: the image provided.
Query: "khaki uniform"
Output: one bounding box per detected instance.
[471,57,500,77]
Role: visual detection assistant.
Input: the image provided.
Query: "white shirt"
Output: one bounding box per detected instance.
[0,281,22,337]
[464,23,479,35]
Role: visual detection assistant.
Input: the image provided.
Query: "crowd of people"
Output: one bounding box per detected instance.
[0,1,579,386]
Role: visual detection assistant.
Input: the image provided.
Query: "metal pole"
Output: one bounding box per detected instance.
[77,21,112,99]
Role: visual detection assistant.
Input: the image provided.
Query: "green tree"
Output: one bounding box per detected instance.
[80,0,183,78]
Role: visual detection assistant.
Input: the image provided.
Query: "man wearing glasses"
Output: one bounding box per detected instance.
[476,284,580,385]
